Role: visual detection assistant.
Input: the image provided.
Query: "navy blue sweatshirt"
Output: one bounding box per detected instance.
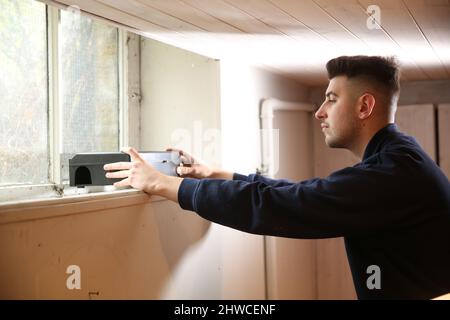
[178,124,450,299]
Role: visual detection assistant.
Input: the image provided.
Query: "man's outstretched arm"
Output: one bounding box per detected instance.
[104,147,296,202]
[105,148,413,239]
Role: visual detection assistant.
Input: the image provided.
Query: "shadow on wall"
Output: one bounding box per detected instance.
[151,200,211,274]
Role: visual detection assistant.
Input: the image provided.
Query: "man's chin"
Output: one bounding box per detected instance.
[325,137,344,148]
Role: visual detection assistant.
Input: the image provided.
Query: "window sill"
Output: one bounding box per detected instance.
[0,187,167,225]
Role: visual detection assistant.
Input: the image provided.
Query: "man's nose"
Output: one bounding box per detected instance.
[315,103,327,120]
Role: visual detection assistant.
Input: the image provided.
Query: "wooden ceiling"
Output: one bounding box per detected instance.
[51,0,450,86]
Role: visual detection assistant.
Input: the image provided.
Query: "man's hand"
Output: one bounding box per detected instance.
[167,148,233,180]
[104,147,182,202]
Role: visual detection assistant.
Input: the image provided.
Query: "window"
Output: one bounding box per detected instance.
[0,0,48,185]
[0,0,127,201]
[60,9,120,181]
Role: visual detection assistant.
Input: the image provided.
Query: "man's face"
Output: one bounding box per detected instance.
[315,76,360,149]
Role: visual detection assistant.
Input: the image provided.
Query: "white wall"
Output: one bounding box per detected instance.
[220,61,310,175]
[140,39,271,299]
[140,38,221,165]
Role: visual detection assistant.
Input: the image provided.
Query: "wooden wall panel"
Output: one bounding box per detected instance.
[265,110,317,299]
[396,104,436,161]
[438,104,450,179]
[316,238,357,300]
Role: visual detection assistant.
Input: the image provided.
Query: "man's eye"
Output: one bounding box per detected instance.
[328,99,336,103]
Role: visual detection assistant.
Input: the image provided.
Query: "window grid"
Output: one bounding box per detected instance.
[0,3,128,202]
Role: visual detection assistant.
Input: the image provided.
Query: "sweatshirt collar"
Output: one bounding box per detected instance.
[362,123,399,161]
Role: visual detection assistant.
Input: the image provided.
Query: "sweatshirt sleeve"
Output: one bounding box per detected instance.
[178,162,420,239]
[233,172,296,187]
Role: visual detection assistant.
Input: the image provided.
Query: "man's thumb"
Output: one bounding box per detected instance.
[177,166,193,176]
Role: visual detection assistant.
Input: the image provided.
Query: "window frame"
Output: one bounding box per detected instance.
[0,3,135,203]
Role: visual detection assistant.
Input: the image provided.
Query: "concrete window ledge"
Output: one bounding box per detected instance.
[0,189,167,225]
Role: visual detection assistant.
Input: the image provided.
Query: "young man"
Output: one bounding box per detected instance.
[104,56,450,300]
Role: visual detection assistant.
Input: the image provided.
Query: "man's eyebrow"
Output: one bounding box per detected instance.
[325,91,338,98]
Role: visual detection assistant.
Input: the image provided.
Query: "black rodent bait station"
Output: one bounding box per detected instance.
[69,151,181,187]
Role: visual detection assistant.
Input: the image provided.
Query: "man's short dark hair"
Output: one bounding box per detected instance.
[326,55,400,102]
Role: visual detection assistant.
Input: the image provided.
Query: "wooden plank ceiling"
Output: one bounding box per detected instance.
[51,0,450,86]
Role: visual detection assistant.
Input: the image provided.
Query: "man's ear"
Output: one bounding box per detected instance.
[358,93,376,120]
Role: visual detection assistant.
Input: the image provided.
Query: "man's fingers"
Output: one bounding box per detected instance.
[113,177,130,187]
[104,162,132,171]
[180,155,193,166]
[167,147,186,160]
[166,147,182,154]
[177,166,194,176]
[122,147,144,162]
[165,148,198,165]
[105,170,131,179]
